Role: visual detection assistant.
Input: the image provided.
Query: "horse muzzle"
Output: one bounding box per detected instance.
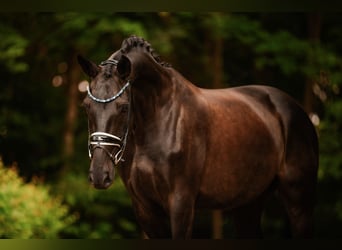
[88,164,114,189]
[88,172,112,189]
[88,148,115,189]
[87,131,125,189]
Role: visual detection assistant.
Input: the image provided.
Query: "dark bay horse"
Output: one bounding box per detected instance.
[78,36,318,238]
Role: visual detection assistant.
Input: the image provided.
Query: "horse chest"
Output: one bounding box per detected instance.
[129,152,171,205]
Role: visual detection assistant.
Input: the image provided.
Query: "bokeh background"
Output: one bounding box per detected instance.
[0,12,341,238]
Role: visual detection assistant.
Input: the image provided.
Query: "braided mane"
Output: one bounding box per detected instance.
[120,35,171,67]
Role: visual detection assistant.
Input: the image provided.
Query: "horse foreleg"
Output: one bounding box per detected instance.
[169,192,195,239]
[132,201,171,238]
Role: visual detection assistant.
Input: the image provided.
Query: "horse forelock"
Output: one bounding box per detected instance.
[120,35,171,67]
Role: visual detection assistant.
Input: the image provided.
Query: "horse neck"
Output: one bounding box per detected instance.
[116,66,174,181]
[130,68,193,146]
[117,68,201,184]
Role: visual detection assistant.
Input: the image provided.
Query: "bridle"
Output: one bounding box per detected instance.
[87,59,131,166]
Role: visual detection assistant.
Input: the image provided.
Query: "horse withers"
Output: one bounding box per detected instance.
[78,36,318,238]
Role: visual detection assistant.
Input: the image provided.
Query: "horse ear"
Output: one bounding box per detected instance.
[117,55,131,80]
[77,55,99,78]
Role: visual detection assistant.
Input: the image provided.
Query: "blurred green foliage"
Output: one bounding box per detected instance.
[0,160,75,238]
[0,13,342,238]
[0,23,28,72]
[54,172,139,238]
[319,99,342,180]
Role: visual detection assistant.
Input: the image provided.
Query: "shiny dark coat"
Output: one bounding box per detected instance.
[78,36,318,238]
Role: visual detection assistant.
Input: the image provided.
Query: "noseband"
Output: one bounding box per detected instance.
[87,59,130,166]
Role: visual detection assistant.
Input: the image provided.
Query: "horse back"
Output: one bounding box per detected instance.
[195,85,318,209]
[231,85,318,171]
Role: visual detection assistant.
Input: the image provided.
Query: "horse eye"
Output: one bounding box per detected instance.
[82,101,92,116]
[118,103,129,113]
[82,101,90,110]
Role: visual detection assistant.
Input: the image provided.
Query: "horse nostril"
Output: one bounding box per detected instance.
[88,172,94,183]
[103,171,112,184]
[88,170,112,189]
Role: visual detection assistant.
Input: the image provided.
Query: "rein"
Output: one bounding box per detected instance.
[87,59,131,166]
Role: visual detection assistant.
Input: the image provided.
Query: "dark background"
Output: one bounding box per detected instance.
[0,13,341,238]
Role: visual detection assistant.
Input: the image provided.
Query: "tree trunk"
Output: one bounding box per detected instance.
[62,52,80,174]
[212,209,223,239]
[210,16,224,239]
[304,13,321,114]
[212,34,224,89]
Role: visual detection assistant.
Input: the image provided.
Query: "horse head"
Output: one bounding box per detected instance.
[78,53,130,189]
[78,36,170,189]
